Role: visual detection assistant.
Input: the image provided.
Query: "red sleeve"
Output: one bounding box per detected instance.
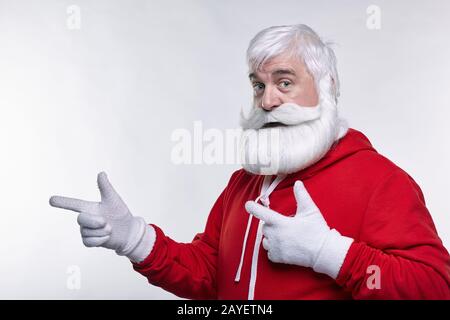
[131,172,237,300]
[336,169,450,299]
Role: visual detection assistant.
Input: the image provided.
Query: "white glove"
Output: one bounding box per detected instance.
[50,172,155,263]
[245,180,353,279]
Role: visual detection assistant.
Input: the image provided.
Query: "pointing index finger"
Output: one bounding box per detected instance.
[49,196,97,213]
[245,201,283,225]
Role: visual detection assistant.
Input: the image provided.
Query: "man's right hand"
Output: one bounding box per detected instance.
[49,172,155,263]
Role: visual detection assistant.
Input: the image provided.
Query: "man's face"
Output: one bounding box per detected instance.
[241,55,342,175]
[249,54,319,111]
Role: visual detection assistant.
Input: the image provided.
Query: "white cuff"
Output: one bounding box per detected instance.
[126,223,156,263]
[313,229,353,279]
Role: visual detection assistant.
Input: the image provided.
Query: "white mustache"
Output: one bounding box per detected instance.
[240,102,322,130]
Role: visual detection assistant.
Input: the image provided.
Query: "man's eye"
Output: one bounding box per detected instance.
[279,81,291,88]
[253,83,264,92]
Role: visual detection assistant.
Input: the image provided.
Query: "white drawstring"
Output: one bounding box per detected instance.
[234,174,287,293]
[258,174,286,207]
[234,175,272,282]
[234,213,253,282]
[248,219,264,300]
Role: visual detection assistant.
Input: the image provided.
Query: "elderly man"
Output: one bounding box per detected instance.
[50,24,450,299]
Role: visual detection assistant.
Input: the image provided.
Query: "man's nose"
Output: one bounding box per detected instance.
[261,87,281,111]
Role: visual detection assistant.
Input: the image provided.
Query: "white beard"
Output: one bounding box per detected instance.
[239,75,348,175]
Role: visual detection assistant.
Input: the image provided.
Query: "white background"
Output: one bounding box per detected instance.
[0,0,449,299]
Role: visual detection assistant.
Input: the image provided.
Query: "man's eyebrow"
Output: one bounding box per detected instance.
[248,68,296,80]
[272,68,296,77]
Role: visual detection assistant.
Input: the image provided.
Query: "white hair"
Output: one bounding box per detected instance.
[246,24,340,100]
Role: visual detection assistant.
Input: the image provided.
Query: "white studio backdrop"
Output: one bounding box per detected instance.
[0,0,449,299]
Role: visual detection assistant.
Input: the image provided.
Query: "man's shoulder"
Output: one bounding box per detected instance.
[347,147,398,171]
[226,168,254,186]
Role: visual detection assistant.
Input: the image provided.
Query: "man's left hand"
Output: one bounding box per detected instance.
[245,180,353,279]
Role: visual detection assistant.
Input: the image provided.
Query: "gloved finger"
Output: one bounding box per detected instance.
[77,213,107,229]
[267,250,275,262]
[50,196,97,213]
[262,237,270,251]
[293,180,319,217]
[82,235,110,247]
[245,201,284,225]
[262,224,275,239]
[97,172,120,202]
[80,224,112,237]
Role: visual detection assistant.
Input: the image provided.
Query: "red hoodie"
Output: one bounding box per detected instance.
[132,128,450,299]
